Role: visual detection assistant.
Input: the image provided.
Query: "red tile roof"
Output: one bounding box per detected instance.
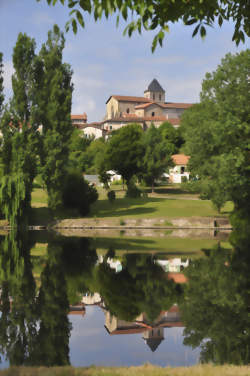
[163,103,193,109]
[167,272,187,284]
[168,118,180,126]
[172,154,190,166]
[71,113,87,120]
[135,102,166,109]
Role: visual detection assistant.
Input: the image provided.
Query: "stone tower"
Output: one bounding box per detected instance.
[144,79,165,103]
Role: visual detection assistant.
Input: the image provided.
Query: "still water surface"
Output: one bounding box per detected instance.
[0,229,248,368]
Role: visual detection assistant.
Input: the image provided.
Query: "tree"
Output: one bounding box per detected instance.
[104,123,144,186]
[68,128,91,171]
[0,52,4,116]
[159,121,184,152]
[0,34,40,226]
[41,0,250,51]
[37,26,74,210]
[180,240,250,364]
[181,50,250,213]
[141,124,174,192]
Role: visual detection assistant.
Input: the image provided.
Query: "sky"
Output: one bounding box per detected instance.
[0,0,249,122]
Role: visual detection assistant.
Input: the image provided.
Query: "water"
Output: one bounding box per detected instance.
[0,229,249,368]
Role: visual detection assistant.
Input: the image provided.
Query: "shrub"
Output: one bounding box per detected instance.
[181,179,202,193]
[62,171,98,216]
[107,190,116,203]
[126,182,141,198]
[112,179,123,185]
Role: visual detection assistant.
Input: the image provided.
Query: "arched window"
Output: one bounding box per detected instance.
[152,112,155,117]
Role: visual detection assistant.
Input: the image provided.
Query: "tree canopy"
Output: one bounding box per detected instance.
[181,49,250,213]
[40,0,250,51]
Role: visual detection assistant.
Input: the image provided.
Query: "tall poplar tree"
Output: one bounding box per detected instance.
[0,35,40,226]
[0,53,4,116]
[37,26,73,210]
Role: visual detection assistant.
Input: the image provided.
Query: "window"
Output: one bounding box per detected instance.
[126,108,130,114]
[153,94,155,100]
[152,112,155,117]
[181,166,185,174]
[110,125,112,130]
[159,94,161,101]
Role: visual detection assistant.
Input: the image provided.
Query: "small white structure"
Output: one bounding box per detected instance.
[81,292,102,305]
[106,170,122,182]
[156,258,189,273]
[169,154,190,183]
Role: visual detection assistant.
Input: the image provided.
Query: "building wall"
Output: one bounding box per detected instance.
[144,104,164,118]
[106,97,119,118]
[164,108,185,118]
[144,90,165,103]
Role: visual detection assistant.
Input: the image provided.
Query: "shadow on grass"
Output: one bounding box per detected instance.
[29,207,81,226]
[93,237,201,254]
[90,197,166,218]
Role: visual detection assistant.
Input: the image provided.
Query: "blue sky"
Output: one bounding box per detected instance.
[0,0,249,122]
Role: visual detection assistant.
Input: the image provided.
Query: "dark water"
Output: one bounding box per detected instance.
[0,229,249,368]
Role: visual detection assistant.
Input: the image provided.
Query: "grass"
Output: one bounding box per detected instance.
[0,365,249,376]
[29,186,233,227]
[89,196,233,219]
[93,236,231,256]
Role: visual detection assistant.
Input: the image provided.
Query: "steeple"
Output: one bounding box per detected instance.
[144,79,165,103]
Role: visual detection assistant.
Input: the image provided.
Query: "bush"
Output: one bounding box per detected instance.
[62,172,98,216]
[181,179,202,193]
[125,183,141,198]
[107,190,116,203]
[112,179,123,185]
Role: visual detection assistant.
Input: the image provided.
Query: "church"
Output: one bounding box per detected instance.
[71,79,193,138]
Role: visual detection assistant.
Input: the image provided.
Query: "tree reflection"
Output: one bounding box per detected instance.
[96,253,183,323]
[180,221,250,365]
[0,232,97,366]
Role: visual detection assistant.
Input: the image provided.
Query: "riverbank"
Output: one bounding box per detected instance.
[1,365,249,376]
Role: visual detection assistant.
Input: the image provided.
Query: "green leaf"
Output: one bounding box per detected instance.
[192,24,200,37]
[72,18,77,33]
[79,0,91,13]
[185,18,197,26]
[68,0,78,8]
[200,25,206,38]
[76,10,85,27]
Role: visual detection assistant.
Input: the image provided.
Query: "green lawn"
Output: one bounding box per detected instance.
[93,236,231,256]
[90,196,233,219]
[30,186,233,226]
[1,365,249,376]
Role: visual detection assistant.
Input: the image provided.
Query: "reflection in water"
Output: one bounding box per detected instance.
[0,226,249,366]
[180,226,250,365]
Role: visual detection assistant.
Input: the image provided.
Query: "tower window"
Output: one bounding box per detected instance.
[152,112,155,117]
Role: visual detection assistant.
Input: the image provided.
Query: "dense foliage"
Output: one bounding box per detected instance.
[41,0,250,51]
[0,27,98,224]
[181,50,250,213]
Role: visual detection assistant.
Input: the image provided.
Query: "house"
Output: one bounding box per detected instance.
[104,305,184,352]
[71,79,193,138]
[169,154,190,183]
[71,112,87,127]
[103,79,193,132]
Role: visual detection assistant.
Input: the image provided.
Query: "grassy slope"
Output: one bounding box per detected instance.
[93,236,231,255]
[30,186,233,226]
[1,365,249,376]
